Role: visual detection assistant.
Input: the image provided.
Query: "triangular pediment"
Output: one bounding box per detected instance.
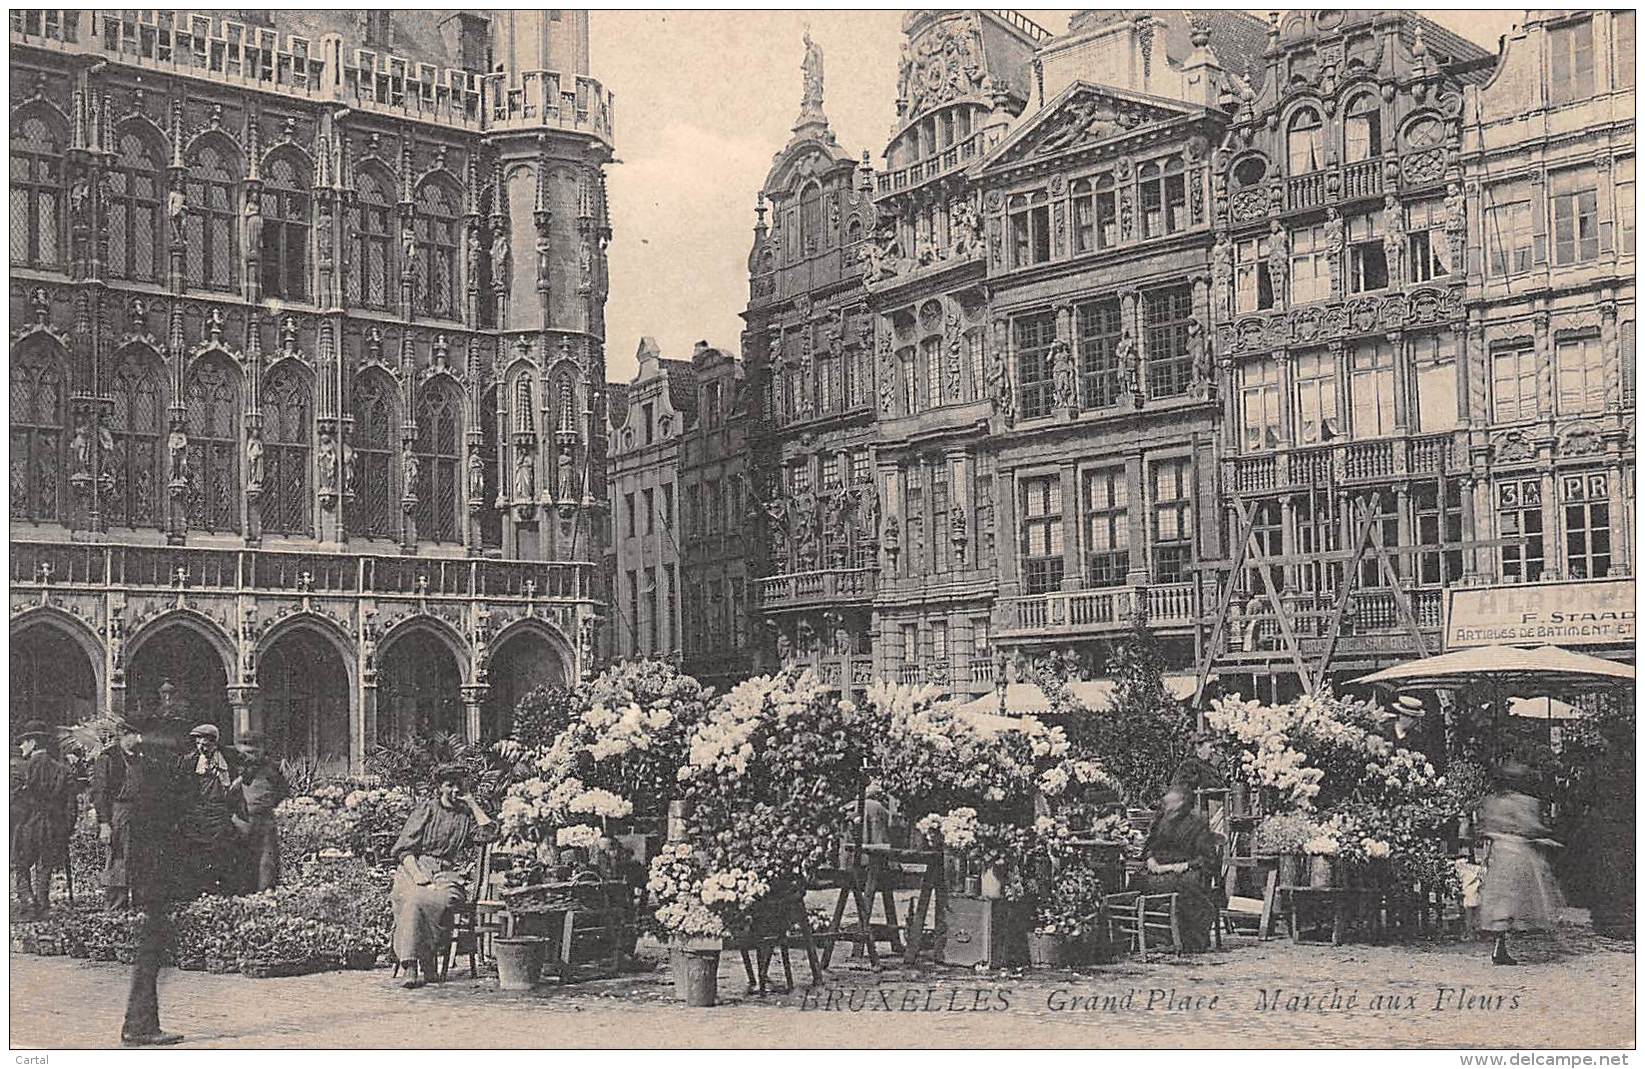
[983,82,1209,168]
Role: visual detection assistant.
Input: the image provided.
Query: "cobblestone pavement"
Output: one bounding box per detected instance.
[10,926,1633,1050]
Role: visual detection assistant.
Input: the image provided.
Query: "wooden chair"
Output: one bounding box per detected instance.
[391,843,494,982]
[1219,868,1279,943]
[1104,891,1182,959]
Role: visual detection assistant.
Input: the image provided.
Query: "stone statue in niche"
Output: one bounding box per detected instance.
[950,198,981,258]
[167,424,189,483]
[881,515,900,562]
[401,219,418,270]
[951,505,968,547]
[578,237,592,293]
[514,448,535,500]
[1266,220,1289,305]
[491,231,511,283]
[1324,206,1344,251]
[403,452,420,495]
[557,448,576,499]
[1052,340,1076,409]
[1444,182,1466,232]
[70,175,90,216]
[776,629,792,663]
[70,417,91,478]
[167,188,186,225]
[467,452,485,500]
[1381,194,1405,280]
[1189,318,1213,398]
[858,484,879,537]
[243,188,263,254]
[316,432,338,491]
[342,440,356,497]
[1211,233,1234,317]
[244,428,264,490]
[536,232,552,287]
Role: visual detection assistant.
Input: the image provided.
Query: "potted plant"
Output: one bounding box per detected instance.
[1254,812,1317,887]
[1303,834,1341,888]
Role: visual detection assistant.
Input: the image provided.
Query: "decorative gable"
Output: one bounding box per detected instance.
[987,83,1204,168]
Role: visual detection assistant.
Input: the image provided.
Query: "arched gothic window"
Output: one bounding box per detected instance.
[10,114,64,267]
[9,342,66,522]
[261,152,310,300]
[415,179,459,319]
[185,141,238,291]
[106,346,165,529]
[478,384,501,549]
[1287,108,1324,175]
[349,168,394,310]
[107,131,164,282]
[350,371,399,538]
[183,354,241,531]
[413,380,461,543]
[260,363,312,535]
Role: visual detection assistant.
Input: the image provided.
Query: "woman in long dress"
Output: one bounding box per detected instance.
[1137,786,1223,952]
[389,764,495,988]
[1479,761,1564,965]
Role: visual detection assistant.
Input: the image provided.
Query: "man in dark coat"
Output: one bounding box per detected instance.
[229,733,289,893]
[92,721,147,909]
[117,715,188,1047]
[11,720,79,919]
[172,722,243,898]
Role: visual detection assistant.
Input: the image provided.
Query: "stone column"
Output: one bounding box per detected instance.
[1539,470,1558,579]
[1125,455,1149,587]
[461,684,488,744]
[1060,462,1079,591]
[1606,459,1628,574]
[228,685,258,741]
[1459,474,1479,580]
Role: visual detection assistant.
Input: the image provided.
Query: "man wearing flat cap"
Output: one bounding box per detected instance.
[229,733,289,893]
[92,719,148,908]
[172,721,244,897]
[11,720,79,919]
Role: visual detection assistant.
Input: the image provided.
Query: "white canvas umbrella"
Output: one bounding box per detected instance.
[1350,644,1633,694]
[946,675,1201,719]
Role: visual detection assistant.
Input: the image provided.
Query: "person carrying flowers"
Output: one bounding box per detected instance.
[387,763,496,988]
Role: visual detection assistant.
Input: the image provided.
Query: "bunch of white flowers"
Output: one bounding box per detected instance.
[567,787,634,819]
[1360,837,1392,859]
[1038,765,1071,797]
[915,807,979,850]
[699,868,770,907]
[554,823,603,849]
[1302,834,1340,856]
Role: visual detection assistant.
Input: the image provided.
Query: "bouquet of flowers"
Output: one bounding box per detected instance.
[1253,812,1318,855]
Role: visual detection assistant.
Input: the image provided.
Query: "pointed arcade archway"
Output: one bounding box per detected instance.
[126,622,233,739]
[378,628,463,741]
[260,627,351,769]
[10,620,99,735]
[482,627,569,739]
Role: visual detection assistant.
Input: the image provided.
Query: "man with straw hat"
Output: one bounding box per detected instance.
[11,720,79,919]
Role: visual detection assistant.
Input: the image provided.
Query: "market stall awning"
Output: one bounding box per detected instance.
[1350,644,1634,693]
[947,675,1201,720]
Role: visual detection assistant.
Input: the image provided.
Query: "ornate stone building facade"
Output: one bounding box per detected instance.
[605,339,693,665]
[1204,10,1634,693]
[742,34,881,696]
[676,342,753,693]
[8,10,614,765]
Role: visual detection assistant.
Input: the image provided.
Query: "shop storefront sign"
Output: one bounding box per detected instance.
[1445,578,1636,649]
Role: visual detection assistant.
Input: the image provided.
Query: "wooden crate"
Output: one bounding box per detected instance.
[939,896,1030,969]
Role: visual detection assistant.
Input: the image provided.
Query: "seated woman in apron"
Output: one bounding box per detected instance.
[388,764,496,988]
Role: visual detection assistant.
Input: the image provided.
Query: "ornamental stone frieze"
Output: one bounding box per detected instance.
[1218,285,1465,356]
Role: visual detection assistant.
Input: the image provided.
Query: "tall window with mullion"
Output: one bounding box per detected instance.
[1348,339,1396,438]
[1405,200,1452,283]
[185,141,239,292]
[1555,332,1606,415]
[106,347,165,529]
[1288,224,1331,305]
[1563,471,1611,579]
[1342,92,1382,163]
[1019,474,1063,595]
[1240,358,1281,452]
[1496,477,1544,582]
[260,153,310,300]
[1082,466,1128,588]
[903,462,925,576]
[1143,286,1193,400]
[1345,213,1387,293]
[1149,457,1193,583]
[183,354,241,531]
[1138,157,1186,239]
[10,114,63,268]
[1551,169,1606,265]
[259,363,312,536]
[415,179,460,320]
[1484,181,1533,276]
[351,372,399,539]
[8,342,67,523]
[1014,312,1057,419]
[1076,298,1123,409]
[413,380,462,543]
[1491,343,1539,422]
[1549,17,1595,104]
[1286,108,1324,175]
[1009,191,1050,267]
[1236,234,1274,312]
[1294,350,1340,445]
[1414,479,1463,586]
[1072,175,1116,254]
[1353,487,1401,587]
[106,132,165,282]
[348,168,395,309]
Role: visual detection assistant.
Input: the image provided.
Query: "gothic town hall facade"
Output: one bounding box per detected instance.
[9,10,614,769]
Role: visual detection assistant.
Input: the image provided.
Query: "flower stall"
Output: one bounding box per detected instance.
[1205,692,1465,942]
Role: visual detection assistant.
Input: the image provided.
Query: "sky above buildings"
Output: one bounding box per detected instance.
[588,9,1521,382]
